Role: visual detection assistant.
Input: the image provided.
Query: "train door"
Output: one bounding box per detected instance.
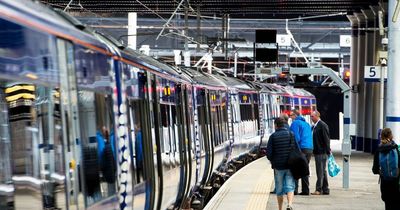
[57,39,84,209]
[252,93,260,136]
[185,86,197,190]
[259,93,268,139]
[124,67,154,210]
[204,89,215,184]
[155,76,188,209]
[221,91,229,146]
[209,90,226,171]
[265,94,274,135]
[230,92,241,157]
[125,71,163,210]
[192,87,206,186]
[175,84,192,208]
[196,88,212,185]
[0,20,78,209]
[184,85,197,202]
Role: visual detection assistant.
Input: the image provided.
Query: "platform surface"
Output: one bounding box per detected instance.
[205,141,384,210]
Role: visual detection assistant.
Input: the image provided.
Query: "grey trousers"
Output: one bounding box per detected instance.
[314,154,329,193]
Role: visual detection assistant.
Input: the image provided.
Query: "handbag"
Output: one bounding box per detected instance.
[287,132,310,180]
[328,154,341,177]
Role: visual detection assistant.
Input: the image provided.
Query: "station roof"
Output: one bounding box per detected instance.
[41,0,384,19]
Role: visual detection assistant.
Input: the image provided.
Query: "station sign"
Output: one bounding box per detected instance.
[364,66,387,82]
[277,34,291,46]
[340,35,351,47]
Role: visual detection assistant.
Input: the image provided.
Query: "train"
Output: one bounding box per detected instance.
[0,1,317,210]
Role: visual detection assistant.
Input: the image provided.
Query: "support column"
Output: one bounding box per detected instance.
[342,90,351,189]
[371,6,382,153]
[386,0,400,143]
[355,12,366,151]
[184,1,191,67]
[222,14,230,60]
[362,9,376,153]
[347,14,359,149]
[196,3,201,52]
[128,12,137,50]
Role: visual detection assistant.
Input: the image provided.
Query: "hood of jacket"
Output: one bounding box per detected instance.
[295,115,306,122]
[378,141,398,154]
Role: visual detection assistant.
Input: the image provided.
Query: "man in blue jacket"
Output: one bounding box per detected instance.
[290,109,313,195]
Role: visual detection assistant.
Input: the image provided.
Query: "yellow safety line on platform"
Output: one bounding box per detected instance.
[245,166,273,210]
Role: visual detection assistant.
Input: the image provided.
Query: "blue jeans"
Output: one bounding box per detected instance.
[274,169,295,196]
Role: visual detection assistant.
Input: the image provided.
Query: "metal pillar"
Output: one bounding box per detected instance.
[234,51,238,78]
[196,3,201,52]
[362,9,376,153]
[371,7,381,153]
[184,2,190,67]
[128,13,137,50]
[222,14,230,60]
[386,0,400,143]
[348,14,358,151]
[355,12,366,151]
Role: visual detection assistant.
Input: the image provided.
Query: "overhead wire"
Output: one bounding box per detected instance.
[135,0,168,22]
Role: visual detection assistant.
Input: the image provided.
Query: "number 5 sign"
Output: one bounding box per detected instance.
[364,66,387,82]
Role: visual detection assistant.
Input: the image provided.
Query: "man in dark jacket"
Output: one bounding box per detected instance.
[267,117,296,210]
[290,109,313,195]
[310,110,330,195]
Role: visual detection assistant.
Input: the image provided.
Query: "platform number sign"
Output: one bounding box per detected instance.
[368,66,376,77]
[364,66,387,82]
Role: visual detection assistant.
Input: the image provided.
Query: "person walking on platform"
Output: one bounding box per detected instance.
[310,111,330,195]
[270,113,291,195]
[266,117,296,210]
[289,109,313,195]
[372,128,400,210]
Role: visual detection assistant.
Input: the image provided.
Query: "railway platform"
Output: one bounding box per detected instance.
[204,141,383,210]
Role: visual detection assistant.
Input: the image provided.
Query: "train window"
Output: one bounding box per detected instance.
[266,97,273,132]
[126,100,144,184]
[0,81,65,209]
[77,90,117,206]
[221,93,228,142]
[187,88,195,156]
[209,90,221,146]
[196,104,205,151]
[196,90,206,154]
[160,103,179,169]
[171,105,179,164]
[240,104,253,121]
[211,105,220,146]
[253,94,260,132]
[254,104,259,130]
[279,105,285,114]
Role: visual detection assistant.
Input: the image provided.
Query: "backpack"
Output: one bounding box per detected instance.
[379,148,399,180]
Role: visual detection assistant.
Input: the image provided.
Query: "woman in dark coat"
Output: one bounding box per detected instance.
[372,128,400,210]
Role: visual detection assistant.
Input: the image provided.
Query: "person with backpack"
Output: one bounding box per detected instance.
[266,117,296,210]
[372,128,400,210]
